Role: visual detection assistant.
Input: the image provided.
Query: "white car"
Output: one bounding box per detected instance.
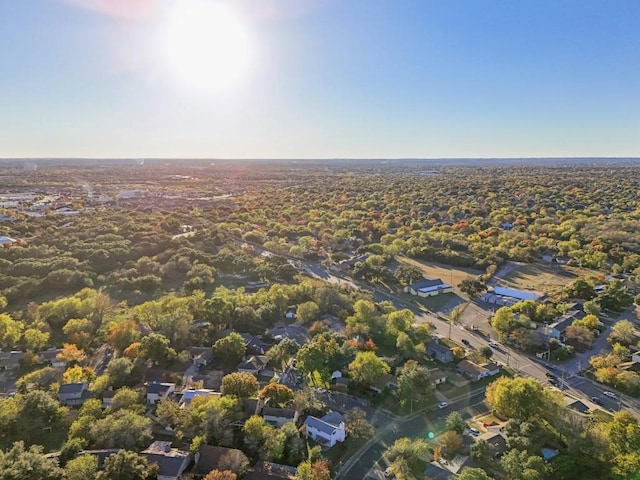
[468,428,480,436]
[438,402,449,409]
[488,341,500,348]
[603,391,617,399]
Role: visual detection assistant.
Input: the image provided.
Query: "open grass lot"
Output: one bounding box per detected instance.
[496,263,597,297]
[397,257,482,291]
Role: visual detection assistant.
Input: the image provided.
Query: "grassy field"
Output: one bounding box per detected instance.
[397,256,482,290]
[497,263,594,297]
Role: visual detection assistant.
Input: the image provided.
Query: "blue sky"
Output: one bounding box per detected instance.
[1,0,639,158]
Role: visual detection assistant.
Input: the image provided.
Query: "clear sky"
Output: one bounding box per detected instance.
[1,0,639,159]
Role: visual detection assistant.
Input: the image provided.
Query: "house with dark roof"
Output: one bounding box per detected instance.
[240,334,272,356]
[456,360,501,382]
[58,382,91,406]
[429,368,447,386]
[39,347,66,368]
[369,374,398,394]
[268,325,310,346]
[142,441,191,480]
[424,463,455,480]
[192,445,247,478]
[405,278,453,297]
[146,382,176,405]
[0,350,24,370]
[238,355,270,376]
[186,346,213,367]
[477,432,508,458]
[304,411,346,447]
[263,406,299,427]
[427,342,454,363]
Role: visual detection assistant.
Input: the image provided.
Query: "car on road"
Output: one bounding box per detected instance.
[603,391,617,399]
[461,339,471,347]
[488,341,500,348]
[438,402,449,409]
[546,372,557,379]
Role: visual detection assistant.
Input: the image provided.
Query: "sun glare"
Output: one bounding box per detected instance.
[164,0,251,92]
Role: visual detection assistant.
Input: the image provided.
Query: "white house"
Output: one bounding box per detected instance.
[405,278,453,297]
[146,382,176,405]
[304,412,346,447]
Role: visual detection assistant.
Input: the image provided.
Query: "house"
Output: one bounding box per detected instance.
[567,399,590,414]
[427,342,454,363]
[331,377,349,392]
[192,445,247,478]
[304,411,346,447]
[58,382,91,406]
[40,348,66,368]
[0,350,24,370]
[424,463,454,480]
[542,307,587,342]
[238,355,270,376]
[179,389,221,407]
[102,389,115,408]
[481,287,544,306]
[477,432,508,457]
[142,441,191,480]
[405,278,453,297]
[456,360,501,382]
[241,334,272,356]
[285,306,297,321]
[262,407,299,427]
[186,347,213,367]
[146,382,176,405]
[268,325,310,346]
[429,368,447,386]
[369,374,398,394]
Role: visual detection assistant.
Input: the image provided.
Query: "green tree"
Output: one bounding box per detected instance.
[22,328,50,351]
[457,467,495,480]
[485,377,547,420]
[0,442,63,480]
[88,410,153,449]
[396,360,433,408]
[97,450,158,480]
[608,320,636,346]
[0,313,24,347]
[491,307,517,340]
[295,459,331,480]
[445,412,467,434]
[63,455,98,480]
[139,333,175,363]
[105,358,134,388]
[296,301,320,323]
[266,337,300,370]
[344,408,375,440]
[212,333,246,366]
[259,383,294,407]
[348,351,390,387]
[458,278,487,299]
[221,372,259,398]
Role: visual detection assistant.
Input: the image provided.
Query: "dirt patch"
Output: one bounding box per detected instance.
[397,257,482,294]
[496,263,590,297]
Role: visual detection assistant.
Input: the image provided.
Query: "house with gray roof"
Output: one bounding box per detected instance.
[146,382,176,405]
[427,342,454,363]
[0,350,24,370]
[58,382,91,406]
[405,278,453,297]
[263,406,299,427]
[238,355,270,376]
[142,441,191,480]
[304,411,346,447]
[192,445,247,478]
[186,346,213,367]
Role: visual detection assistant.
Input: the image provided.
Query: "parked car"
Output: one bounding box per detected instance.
[461,339,471,347]
[603,391,617,399]
[438,402,449,409]
[488,341,500,348]
[468,428,480,436]
[591,396,602,405]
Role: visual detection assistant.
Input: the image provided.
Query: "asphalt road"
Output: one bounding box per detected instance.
[338,389,488,480]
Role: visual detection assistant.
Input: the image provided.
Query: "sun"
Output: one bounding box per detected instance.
[164,0,252,92]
